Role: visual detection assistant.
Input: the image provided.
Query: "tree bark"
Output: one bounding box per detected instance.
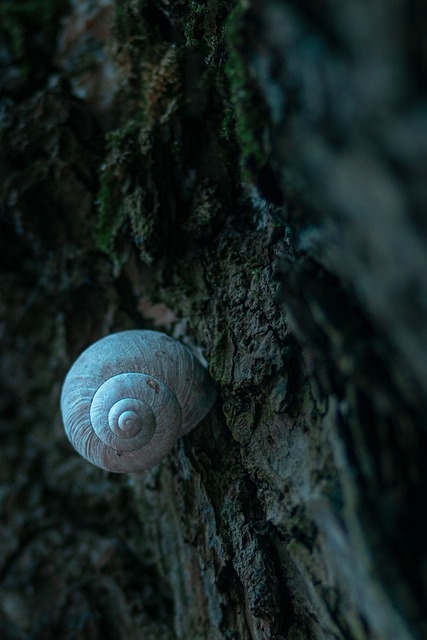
[1,1,426,639]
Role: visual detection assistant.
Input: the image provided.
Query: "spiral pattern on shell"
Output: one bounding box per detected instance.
[60,330,217,473]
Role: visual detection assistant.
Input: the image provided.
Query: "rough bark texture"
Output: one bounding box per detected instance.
[1,1,426,639]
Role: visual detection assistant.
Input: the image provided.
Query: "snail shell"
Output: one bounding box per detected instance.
[60,330,216,473]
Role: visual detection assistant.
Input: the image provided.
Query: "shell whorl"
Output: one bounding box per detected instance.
[60,330,217,473]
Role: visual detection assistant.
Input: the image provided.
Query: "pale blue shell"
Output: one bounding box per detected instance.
[60,330,216,472]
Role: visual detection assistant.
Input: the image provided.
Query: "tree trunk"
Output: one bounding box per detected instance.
[1,1,426,639]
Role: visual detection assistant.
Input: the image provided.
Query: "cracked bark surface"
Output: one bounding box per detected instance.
[1,1,426,639]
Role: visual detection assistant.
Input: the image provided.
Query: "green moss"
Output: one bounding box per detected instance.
[106,120,140,151]
[182,0,237,58]
[93,121,142,257]
[94,165,125,256]
[94,0,245,263]
[183,0,208,47]
[224,5,270,179]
